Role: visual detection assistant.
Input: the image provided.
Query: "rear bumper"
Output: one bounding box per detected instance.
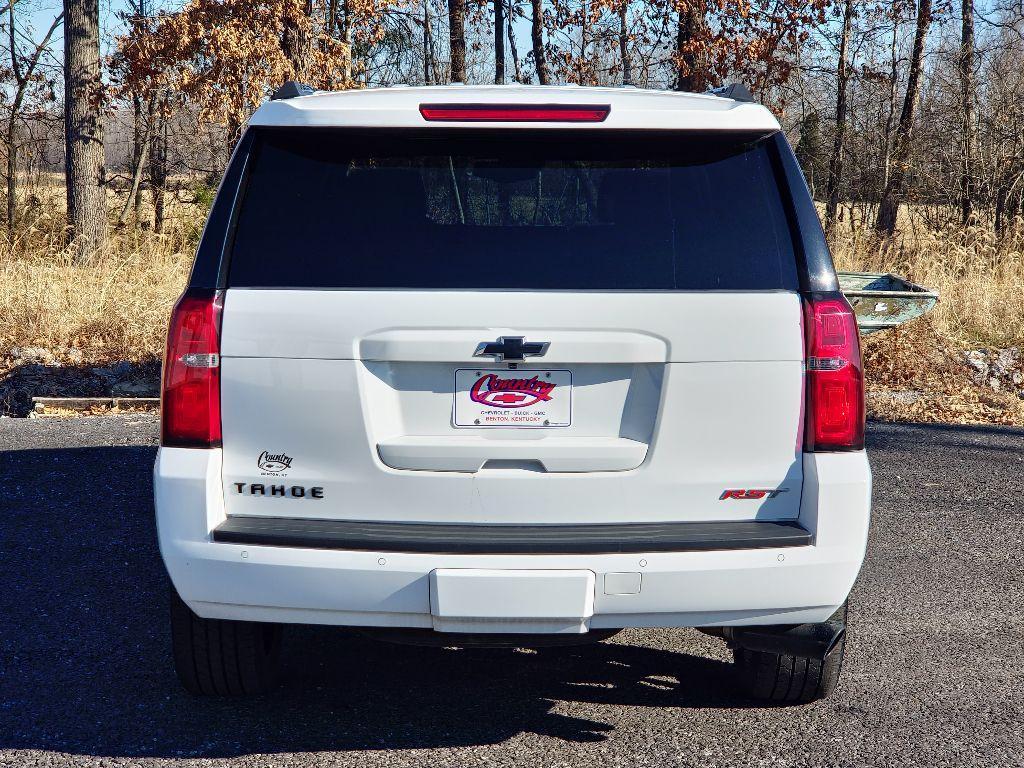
[155,448,871,630]
[211,516,812,553]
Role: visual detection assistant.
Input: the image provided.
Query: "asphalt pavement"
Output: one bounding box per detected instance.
[1,415,1022,767]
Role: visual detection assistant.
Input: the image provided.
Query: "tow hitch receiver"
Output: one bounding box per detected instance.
[724,620,846,660]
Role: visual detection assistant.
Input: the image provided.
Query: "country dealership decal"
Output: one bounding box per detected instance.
[469,373,557,409]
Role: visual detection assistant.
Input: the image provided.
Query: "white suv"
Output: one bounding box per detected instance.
[155,84,870,703]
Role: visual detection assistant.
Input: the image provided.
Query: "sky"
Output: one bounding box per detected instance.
[18,0,135,65]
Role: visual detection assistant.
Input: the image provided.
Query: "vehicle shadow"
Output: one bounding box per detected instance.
[0,444,750,759]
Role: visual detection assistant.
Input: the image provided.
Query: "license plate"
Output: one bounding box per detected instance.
[453,369,571,428]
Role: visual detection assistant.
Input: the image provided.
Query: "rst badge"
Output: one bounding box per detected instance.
[454,369,571,427]
[719,488,790,500]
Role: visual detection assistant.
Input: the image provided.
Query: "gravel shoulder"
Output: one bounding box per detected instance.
[1,415,1022,767]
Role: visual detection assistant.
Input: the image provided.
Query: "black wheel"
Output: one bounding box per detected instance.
[733,605,847,705]
[169,586,282,696]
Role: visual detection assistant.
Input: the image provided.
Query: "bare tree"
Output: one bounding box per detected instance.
[118,93,154,226]
[282,0,315,80]
[423,0,434,83]
[531,0,548,83]
[339,0,352,82]
[5,3,62,234]
[618,0,631,85]
[958,0,977,225]
[877,14,901,194]
[448,0,466,81]
[824,0,853,236]
[494,0,505,82]
[875,0,933,235]
[63,0,107,259]
[150,94,169,235]
[507,1,522,81]
[123,0,149,224]
[675,0,707,91]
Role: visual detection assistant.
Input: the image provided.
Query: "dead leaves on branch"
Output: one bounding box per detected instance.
[117,0,353,131]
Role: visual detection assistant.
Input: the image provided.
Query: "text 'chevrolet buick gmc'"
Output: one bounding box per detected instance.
[155,83,870,703]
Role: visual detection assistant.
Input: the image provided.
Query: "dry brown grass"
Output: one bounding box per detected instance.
[830,217,1024,348]
[0,195,197,364]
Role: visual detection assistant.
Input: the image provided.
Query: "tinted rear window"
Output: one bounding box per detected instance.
[228,129,798,290]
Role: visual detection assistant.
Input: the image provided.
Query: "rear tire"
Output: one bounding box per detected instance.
[732,604,847,705]
[170,586,282,696]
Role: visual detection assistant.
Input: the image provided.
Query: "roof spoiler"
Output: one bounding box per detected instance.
[271,81,315,101]
[707,83,756,103]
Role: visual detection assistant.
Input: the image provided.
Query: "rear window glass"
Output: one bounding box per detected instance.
[228,129,798,290]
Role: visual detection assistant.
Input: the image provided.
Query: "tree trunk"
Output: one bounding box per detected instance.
[118,95,154,226]
[618,1,631,86]
[580,0,590,83]
[130,94,145,220]
[875,0,932,236]
[6,114,17,235]
[531,0,548,84]
[129,0,148,221]
[448,0,466,82]
[958,0,977,227]
[339,0,352,82]
[5,2,17,235]
[63,0,106,261]
[494,0,505,83]
[994,181,1006,235]
[880,20,897,193]
[675,0,707,92]
[150,101,168,235]
[282,0,314,82]
[423,0,433,84]
[118,129,150,228]
[824,0,853,237]
[507,4,522,82]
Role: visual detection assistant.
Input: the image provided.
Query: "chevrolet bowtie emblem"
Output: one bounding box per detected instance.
[474,336,550,362]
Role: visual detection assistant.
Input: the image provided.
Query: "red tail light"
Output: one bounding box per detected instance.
[804,294,864,451]
[419,103,610,122]
[161,289,223,448]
